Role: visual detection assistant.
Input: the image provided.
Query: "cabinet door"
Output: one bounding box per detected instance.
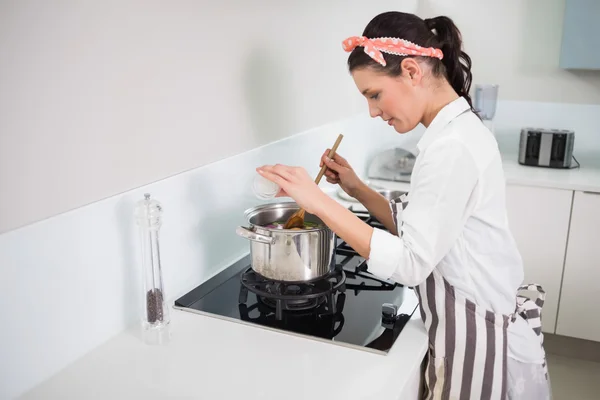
[556,191,600,342]
[560,0,600,70]
[505,185,573,333]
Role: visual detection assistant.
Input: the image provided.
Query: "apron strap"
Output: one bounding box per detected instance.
[517,283,546,307]
[389,193,409,237]
[514,283,549,379]
[511,283,545,338]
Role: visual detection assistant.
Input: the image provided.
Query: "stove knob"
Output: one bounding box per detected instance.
[381,303,398,329]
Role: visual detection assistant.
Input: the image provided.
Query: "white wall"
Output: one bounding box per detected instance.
[0,0,417,234]
[417,0,600,103]
[2,0,600,235]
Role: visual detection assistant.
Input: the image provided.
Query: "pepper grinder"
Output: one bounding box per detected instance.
[134,193,171,345]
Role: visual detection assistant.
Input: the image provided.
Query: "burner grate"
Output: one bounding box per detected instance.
[239,267,346,320]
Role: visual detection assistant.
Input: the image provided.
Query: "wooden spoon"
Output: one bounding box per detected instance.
[283,133,344,229]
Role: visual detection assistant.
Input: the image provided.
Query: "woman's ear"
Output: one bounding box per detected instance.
[400,58,423,86]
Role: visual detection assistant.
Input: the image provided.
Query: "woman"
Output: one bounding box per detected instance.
[257,11,551,400]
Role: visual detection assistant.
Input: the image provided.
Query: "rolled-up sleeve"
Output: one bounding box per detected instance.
[367,137,480,287]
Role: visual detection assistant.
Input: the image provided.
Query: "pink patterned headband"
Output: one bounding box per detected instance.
[342,36,443,67]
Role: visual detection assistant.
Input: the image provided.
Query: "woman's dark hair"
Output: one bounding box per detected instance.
[348,12,475,111]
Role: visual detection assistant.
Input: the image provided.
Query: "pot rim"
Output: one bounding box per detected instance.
[243,201,329,233]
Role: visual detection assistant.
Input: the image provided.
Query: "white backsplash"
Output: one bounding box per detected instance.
[2,99,600,398]
[494,100,600,157]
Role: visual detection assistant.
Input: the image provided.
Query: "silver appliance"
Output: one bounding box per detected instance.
[518,127,575,168]
[367,147,416,182]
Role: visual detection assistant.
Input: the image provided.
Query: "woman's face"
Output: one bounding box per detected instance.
[351,60,426,133]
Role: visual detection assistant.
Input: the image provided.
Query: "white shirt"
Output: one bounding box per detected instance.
[367,97,544,363]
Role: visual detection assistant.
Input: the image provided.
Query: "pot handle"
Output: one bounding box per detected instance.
[236,226,276,245]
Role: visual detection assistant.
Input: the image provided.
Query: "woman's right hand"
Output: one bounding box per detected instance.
[320,150,365,198]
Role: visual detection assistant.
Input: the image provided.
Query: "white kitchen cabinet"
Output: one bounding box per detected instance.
[556,191,600,342]
[505,184,573,333]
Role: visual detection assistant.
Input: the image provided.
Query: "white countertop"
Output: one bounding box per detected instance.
[19,189,428,400]
[500,151,600,193]
[495,135,600,193]
[20,293,428,400]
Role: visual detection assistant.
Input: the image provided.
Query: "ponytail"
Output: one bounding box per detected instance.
[424,16,474,111]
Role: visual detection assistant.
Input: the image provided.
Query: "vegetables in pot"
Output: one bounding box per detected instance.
[264,220,322,230]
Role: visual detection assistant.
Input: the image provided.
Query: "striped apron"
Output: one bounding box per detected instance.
[390,196,549,400]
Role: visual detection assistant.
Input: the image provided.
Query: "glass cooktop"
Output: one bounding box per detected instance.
[174,210,419,354]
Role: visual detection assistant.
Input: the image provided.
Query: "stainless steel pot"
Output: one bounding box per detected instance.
[236,202,335,282]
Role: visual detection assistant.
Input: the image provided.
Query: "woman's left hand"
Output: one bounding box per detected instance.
[256,164,328,215]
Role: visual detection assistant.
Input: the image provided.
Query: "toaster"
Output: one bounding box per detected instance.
[518,127,575,168]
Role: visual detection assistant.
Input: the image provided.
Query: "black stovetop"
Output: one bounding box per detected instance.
[174,210,418,354]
